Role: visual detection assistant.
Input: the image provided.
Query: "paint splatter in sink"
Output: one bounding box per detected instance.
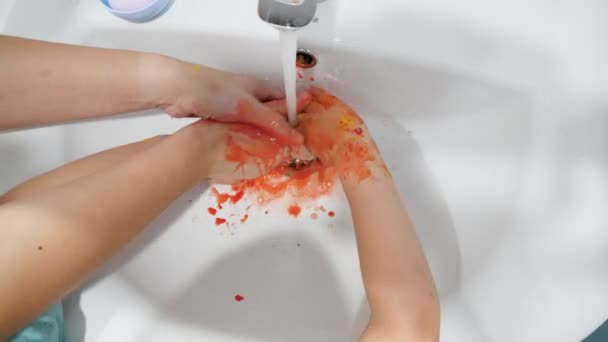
[288,204,302,217]
[201,87,380,234]
[205,160,337,233]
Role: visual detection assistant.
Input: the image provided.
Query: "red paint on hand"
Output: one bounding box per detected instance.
[297,87,382,183]
[224,126,286,175]
[206,149,340,229]
[235,294,245,302]
[328,211,335,217]
[288,204,302,217]
[208,207,217,216]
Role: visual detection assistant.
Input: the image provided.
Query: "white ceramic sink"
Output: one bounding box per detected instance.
[1,1,608,341]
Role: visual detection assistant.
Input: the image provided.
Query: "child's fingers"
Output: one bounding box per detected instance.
[302,101,326,114]
[252,82,285,101]
[235,76,285,101]
[309,86,338,108]
[217,97,303,145]
[263,91,313,115]
[288,144,316,161]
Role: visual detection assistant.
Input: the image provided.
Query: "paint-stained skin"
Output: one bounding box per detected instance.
[298,87,386,183]
[204,87,380,230]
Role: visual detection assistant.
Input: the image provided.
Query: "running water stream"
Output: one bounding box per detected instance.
[279,29,298,126]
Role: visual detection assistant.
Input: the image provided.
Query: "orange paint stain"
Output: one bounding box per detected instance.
[288,204,302,217]
[212,188,231,207]
[339,115,358,130]
[230,161,336,206]
[211,188,247,207]
[231,190,245,204]
[297,87,381,183]
[205,87,381,230]
[208,163,336,230]
[221,123,297,178]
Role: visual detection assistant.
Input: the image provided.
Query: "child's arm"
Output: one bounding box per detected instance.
[0,121,290,339]
[0,35,301,143]
[298,87,439,341]
[343,168,439,341]
[0,136,165,204]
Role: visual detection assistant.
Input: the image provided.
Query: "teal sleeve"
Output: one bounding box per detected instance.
[8,302,63,342]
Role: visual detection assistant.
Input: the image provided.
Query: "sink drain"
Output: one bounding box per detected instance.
[296,49,317,68]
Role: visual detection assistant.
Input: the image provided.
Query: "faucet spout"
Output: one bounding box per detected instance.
[258,0,318,29]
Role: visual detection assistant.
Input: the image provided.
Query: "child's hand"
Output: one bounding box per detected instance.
[159,61,311,145]
[297,87,385,182]
[182,120,293,184]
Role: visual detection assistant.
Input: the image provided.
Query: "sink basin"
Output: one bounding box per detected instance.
[1,0,608,341]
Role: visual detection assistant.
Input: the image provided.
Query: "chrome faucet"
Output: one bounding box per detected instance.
[258,0,319,29]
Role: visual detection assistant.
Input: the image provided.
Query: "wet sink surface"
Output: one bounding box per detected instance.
[1,1,608,341]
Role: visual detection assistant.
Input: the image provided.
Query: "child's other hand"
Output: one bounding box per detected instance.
[297,87,384,182]
[159,61,311,145]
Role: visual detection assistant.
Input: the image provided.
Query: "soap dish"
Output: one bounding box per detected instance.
[100,0,172,23]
